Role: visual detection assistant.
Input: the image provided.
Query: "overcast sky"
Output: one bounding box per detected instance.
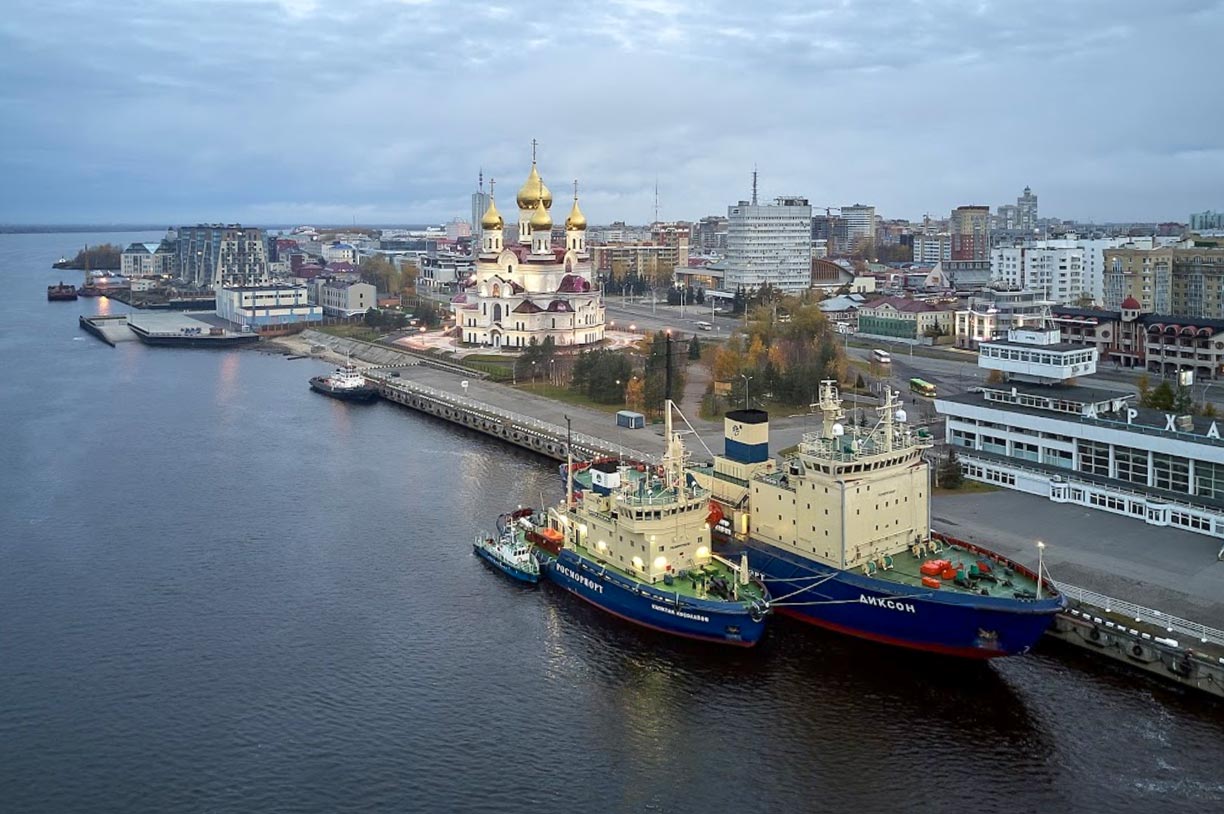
[2,0,1222,226]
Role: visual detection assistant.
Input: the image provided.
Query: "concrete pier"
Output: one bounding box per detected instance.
[1048,582,1224,698]
[367,370,659,464]
[79,314,137,346]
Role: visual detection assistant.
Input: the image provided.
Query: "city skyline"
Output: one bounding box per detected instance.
[2,0,1222,225]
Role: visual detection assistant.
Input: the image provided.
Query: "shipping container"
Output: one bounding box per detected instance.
[616,410,645,429]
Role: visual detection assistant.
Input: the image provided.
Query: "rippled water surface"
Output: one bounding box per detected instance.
[2,232,1223,813]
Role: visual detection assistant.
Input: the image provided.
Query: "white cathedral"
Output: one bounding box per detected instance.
[452,151,605,349]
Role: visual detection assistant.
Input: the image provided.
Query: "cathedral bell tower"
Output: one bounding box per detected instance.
[565,180,587,253]
[516,139,552,245]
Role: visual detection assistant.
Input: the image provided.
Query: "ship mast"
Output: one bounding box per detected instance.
[663,399,685,499]
[818,380,845,440]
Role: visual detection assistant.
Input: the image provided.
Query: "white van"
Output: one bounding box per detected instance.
[694,321,714,331]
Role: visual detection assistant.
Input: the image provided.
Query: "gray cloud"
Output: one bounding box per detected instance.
[1,0,1222,224]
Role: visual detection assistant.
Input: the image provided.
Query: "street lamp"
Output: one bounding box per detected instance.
[740,373,753,410]
[1036,540,1046,600]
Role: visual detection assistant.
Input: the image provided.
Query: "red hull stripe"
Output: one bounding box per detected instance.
[550,580,759,648]
[776,608,1006,660]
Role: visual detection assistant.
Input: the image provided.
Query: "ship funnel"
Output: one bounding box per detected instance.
[589,460,621,495]
[724,409,769,464]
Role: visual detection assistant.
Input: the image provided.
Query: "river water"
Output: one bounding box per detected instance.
[2,231,1223,813]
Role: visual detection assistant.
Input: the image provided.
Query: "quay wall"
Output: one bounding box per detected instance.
[367,372,657,465]
[298,330,480,377]
[1047,584,1224,699]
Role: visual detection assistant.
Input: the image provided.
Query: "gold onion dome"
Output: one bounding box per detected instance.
[481,197,503,230]
[517,163,553,210]
[566,197,587,231]
[530,199,553,232]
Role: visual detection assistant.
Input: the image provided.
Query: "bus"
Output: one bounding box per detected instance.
[694,321,713,331]
[909,378,937,398]
[872,349,891,365]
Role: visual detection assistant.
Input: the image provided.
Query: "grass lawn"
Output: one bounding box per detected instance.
[318,324,382,342]
[515,382,626,414]
[933,480,1001,496]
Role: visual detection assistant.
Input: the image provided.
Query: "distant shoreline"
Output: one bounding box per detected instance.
[1,223,439,235]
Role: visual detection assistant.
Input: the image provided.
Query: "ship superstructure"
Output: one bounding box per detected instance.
[693,382,1064,658]
[528,402,770,645]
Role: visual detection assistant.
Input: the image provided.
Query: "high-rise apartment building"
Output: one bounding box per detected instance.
[1102,244,1174,315]
[913,233,951,265]
[1191,210,1223,232]
[841,204,875,254]
[811,212,848,256]
[991,244,1086,303]
[692,216,728,251]
[950,206,991,262]
[176,224,270,289]
[1017,186,1038,232]
[725,196,813,292]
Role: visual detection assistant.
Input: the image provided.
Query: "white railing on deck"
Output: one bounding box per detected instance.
[1054,581,1224,648]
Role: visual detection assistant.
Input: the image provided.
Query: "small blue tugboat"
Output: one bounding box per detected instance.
[473,517,541,585]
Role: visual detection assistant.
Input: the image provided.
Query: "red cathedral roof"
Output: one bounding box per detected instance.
[512,299,544,314]
[1121,296,1141,310]
[557,274,591,293]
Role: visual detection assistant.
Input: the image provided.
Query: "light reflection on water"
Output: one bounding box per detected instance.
[0,232,1222,814]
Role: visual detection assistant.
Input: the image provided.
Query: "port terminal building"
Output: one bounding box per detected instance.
[936,324,1224,540]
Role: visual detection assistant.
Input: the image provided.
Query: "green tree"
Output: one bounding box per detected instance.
[1137,373,1152,404]
[415,299,441,328]
[570,348,632,403]
[359,255,403,294]
[1203,402,1218,418]
[688,335,701,361]
[1145,380,1175,410]
[1173,384,1194,415]
[938,448,964,489]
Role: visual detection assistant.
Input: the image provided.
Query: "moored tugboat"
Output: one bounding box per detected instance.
[47,282,78,301]
[309,358,378,403]
[528,401,771,646]
[473,513,541,585]
[689,386,1064,658]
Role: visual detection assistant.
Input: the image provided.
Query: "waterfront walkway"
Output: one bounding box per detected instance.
[931,490,1224,627]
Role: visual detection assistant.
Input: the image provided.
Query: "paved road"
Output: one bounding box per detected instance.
[931,489,1224,627]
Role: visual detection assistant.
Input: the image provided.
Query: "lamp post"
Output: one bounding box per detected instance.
[1036,540,1046,600]
[740,373,753,411]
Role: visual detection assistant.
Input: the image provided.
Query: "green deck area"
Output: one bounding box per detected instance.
[568,540,767,604]
[874,543,1042,599]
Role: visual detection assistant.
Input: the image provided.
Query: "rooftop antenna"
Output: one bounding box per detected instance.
[751,165,758,206]
[478,167,484,193]
[654,176,660,225]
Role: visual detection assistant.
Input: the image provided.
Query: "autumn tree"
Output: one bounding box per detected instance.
[359,255,403,294]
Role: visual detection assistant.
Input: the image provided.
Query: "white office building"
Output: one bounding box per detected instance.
[216,285,323,329]
[322,242,358,266]
[937,324,1224,541]
[314,279,376,317]
[724,196,813,292]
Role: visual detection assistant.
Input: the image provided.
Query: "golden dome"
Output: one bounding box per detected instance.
[530,199,552,232]
[480,197,503,231]
[566,197,587,231]
[516,163,553,210]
